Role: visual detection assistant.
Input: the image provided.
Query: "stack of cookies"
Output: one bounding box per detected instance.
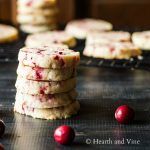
[14,45,80,120]
[17,0,58,33]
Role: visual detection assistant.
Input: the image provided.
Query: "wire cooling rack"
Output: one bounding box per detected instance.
[75,40,150,71]
[80,53,150,71]
[0,29,150,71]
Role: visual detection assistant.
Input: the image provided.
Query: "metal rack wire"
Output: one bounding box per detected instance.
[80,53,150,71]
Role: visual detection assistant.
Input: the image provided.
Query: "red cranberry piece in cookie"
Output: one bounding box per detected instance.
[54,55,59,60]
[48,94,54,99]
[59,52,63,55]
[54,55,65,67]
[26,0,33,6]
[40,86,47,94]
[60,58,65,67]
[110,47,115,53]
[22,102,27,112]
[33,67,43,80]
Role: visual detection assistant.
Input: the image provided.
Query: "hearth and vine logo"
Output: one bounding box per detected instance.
[85,138,141,145]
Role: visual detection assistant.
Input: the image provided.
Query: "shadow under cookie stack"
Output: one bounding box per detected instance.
[17,0,58,33]
[14,45,80,120]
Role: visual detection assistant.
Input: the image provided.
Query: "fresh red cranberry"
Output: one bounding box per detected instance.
[54,125,75,145]
[0,144,4,150]
[115,105,135,124]
[0,120,5,137]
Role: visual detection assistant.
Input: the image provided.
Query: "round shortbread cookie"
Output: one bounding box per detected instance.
[18,46,80,69]
[15,77,76,94]
[65,18,113,39]
[17,0,57,8]
[25,31,76,48]
[17,63,75,81]
[16,89,77,108]
[132,31,150,50]
[17,14,57,25]
[86,31,131,45]
[18,5,58,16]
[83,42,142,59]
[14,100,80,120]
[20,24,57,33]
[0,24,18,43]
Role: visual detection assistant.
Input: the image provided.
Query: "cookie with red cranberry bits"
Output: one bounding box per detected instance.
[17,0,57,8]
[17,63,75,81]
[83,42,142,59]
[65,18,113,39]
[15,89,77,109]
[15,76,76,94]
[86,31,131,45]
[0,24,18,43]
[132,31,150,50]
[14,100,80,120]
[18,46,80,69]
[25,31,76,48]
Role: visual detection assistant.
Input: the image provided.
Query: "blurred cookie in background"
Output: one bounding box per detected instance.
[0,24,18,43]
[132,31,150,50]
[65,18,113,39]
[83,42,142,59]
[25,31,76,48]
[17,0,58,33]
[86,31,131,45]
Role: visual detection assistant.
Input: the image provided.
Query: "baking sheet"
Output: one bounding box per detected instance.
[0,61,150,149]
[0,28,150,150]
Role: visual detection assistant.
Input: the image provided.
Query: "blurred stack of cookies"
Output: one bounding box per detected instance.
[17,0,58,33]
[14,45,80,120]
